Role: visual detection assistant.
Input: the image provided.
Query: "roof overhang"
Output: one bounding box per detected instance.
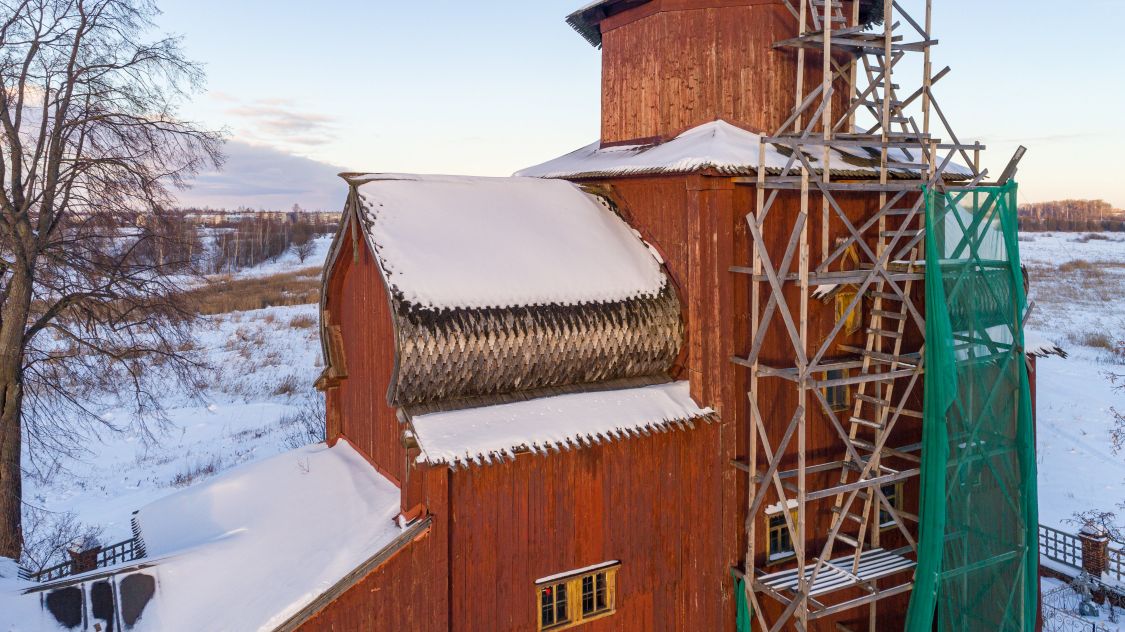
[566,0,653,48]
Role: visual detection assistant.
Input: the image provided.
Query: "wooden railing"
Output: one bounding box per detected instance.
[23,536,145,584]
[1107,546,1125,583]
[1041,524,1083,569]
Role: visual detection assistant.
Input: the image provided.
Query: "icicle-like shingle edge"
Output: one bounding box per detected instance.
[409,381,715,469]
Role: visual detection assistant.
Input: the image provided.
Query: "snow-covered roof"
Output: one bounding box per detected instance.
[1024,330,1068,359]
[515,120,972,181]
[409,381,713,468]
[0,442,407,631]
[349,174,666,311]
[130,442,403,630]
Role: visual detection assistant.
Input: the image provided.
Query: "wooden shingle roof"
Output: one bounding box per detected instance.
[566,0,652,47]
[331,174,685,411]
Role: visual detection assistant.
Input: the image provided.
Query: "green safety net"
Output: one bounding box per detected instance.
[734,577,752,632]
[906,182,1039,631]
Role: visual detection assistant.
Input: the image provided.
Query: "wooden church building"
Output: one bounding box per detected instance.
[291,1,1035,631]
[1,1,1042,630]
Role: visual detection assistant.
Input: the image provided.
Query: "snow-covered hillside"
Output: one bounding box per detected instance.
[1022,232,1125,531]
[22,236,335,547]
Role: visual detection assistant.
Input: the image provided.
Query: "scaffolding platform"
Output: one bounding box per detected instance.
[757,548,916,599]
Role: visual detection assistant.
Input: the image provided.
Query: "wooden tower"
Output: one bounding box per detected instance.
[544,1,1024,630]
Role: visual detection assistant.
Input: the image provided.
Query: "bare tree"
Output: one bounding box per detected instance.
[292,219,314,263]
[0,0,223,559]
[1075,359,1125,542]
[294,238,314,264]
[19,505,101,573]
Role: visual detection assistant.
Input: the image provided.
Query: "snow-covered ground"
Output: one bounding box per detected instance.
[1022,232,1125,531]
[1042,575,1124,631]
[22,239,333,547]
[221,234,333,279]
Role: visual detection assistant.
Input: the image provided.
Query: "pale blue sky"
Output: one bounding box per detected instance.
[160,1,1125,210]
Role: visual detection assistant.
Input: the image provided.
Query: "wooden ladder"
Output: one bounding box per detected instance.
[809,0,848,31]
[828,249,920,572]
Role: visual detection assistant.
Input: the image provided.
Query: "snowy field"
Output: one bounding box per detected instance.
[22,236,334,547]
[1021,232,1125,531]
[1024,231,1125,629]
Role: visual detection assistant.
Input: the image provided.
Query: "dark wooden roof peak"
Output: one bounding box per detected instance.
[567,0,884,48]
[566,0,653,47]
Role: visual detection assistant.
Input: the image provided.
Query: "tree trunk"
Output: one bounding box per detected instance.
[0,269,32,561]
[0,373,23,560]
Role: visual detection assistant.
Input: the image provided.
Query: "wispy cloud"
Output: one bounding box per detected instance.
[178,140,347,211]
[221,97,338,148]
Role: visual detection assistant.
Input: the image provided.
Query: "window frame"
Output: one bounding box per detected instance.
[765,509,798,565]
[820,368,852,413]
[536,562,620,631]
[879,481,905,530]
[834,286,863,334]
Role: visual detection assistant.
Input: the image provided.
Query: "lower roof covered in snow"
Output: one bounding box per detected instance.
[136,441,404,630]
[515,120,973,181]
[1024,330,1067,359]
[408,380,714,468]
[0,442,408,631]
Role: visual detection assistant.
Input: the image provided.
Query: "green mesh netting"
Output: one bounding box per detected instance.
[734,577,752,632]
[906,182,1039,631]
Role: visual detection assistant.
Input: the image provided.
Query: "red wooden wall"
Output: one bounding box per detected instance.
[446,421,724,632]
[324,229,406,487]
[312,175,927,631]
[599,0,853,145]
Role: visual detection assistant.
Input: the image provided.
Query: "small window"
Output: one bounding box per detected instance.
[536,563,619,630]
[879,482,905,529]
[767,511,797,563]
[821,369,851,412]
[540,581,569,629]
[581,573,610,617]
[835,288,863,334]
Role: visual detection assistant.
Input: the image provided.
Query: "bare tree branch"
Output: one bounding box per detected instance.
[0,0,223,559]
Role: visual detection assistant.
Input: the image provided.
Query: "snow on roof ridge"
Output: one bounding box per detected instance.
[352,173,668,311]
[515,119,973,180]
[410,381,714,468]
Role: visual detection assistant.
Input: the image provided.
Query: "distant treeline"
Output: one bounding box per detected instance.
[131,206,341,273]
[1018,199,1125,232]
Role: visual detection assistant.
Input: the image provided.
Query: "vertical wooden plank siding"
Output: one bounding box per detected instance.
[599,0,851,145]
[325,233,405,485]
[311,174,924,631]
[449,422,722,632]
[583,174,744,628]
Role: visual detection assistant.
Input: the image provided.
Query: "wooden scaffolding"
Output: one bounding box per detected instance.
[732,1,1020,629]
